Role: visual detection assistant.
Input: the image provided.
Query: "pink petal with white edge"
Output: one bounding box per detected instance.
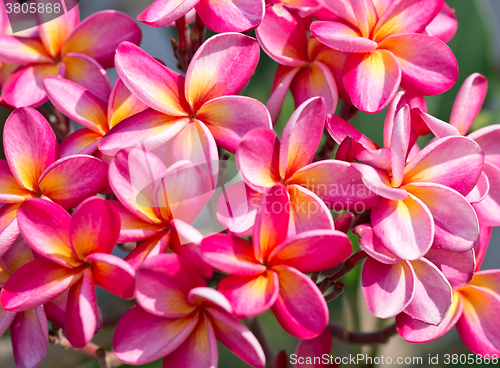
[411,108,459,138]
[37,4,79,58]
[272,265,329,339]
[10,307,49,368]
[468,125,500,167]
[288,160,382,210]
[4,107,59,192]
[361,258,415,318]
[425,3,457,43]
[237,128,280,191]
[197,95,272,153]
[63,53,112,102]
[113,305,198,365]
[62,10,141,69]
[379,34,458,96]
[0,259,84,312]
[135,253,205,318]
[397,291,463,343]
[294,329,332,368]
[208,307,266,368]
[107,77,149,128]
[163,314,218,368]
[456,286,500,355]
[99,110,189,156]
[38,155,108,210]
[137,0,201,28]
[354,225,400,264]
[185,33,260,111]
[187,287,233,314]
[17,199,81,267]
[310,21,377,53]
[343,49,401,113]
[60,129,102,157]
[402,136,484,197]
[390,106,411,187]
[425,249,474,289]
[372,195,434,260]
[255,5,308,67]
[44,76,108,134]
[269,229,351,273]
[404,258,452,326]
[474,163,500,226]
[200,234,265,276]
[326,114,379,150]
[115,42,189,115]
[466,169,489,204]
[405,183,479,252]
[218,271,279,318]
[474,225,492,272]
[290,61,338,116]
[279,97,326,179]
[2,63,64,108]
[373,0,443,40]
[70,197,120,258]
[351,163,408,201]
[0,211,21,258]
[287,185,334,236]
[450,73,487,135]
[267,65,301,122]
[124,232,170,272]
[85,253,135,299]
[195,0,264,33]
[0,36,51,64]
[65,269,97,348]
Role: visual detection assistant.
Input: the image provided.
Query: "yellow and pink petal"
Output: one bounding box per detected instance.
[195,0,264,33]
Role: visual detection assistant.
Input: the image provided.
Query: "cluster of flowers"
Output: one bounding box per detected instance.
[0,0,498,367]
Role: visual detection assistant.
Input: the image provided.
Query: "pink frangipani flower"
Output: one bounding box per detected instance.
[137,0,265,32]
[230,97,379,236]
[108,147,213,276]
[113,253,266,368]
[99,33,271,183]
[256,5,340,121]
[43,74,148,158]
[310,0,458,112]
[202,184,353,338]
[0,107,108,254]
[0,197,136,348]
[0,6,141,107]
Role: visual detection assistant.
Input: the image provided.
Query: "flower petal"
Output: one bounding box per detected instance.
[343,49,401,113]
[86,253,135,299]
[44,76,108,134]
[255,4,309,67]
[474,163,500,226]
[185,33,260,111]
[107,77,149,128]
[0,36,51,64]
[450,73,487,135]
[361,258,415,318]
[294,329,332,368]
[0,259,83,312]
[218,271,279,318]
[4,107,58,192]
[272,265,329,339]
[390,105,411,187]
[425,249,474,290]
[38,155,108,210]
[137,0,200,28]
[267,65,301,122]
[310,21,378,52]
[124,232,170,271]
[351,163,408,201]
[62,10,141,69]
[187,287,233,314]
[0,160,32,203]
[371,195,434,260]
[404,258,452,326]
[378,34,458,96]
[354,225,400,264]
[37,4,79,58]
[425,2,458,43]
[196,0,264,32]
[60,129,102,157]
[468,125,500,167]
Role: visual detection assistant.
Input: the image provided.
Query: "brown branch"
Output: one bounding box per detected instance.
[49,328,123,368]
[173,17,191,73]
[327,322,397,345]
[330,250,367,281]
[325,280,344,302]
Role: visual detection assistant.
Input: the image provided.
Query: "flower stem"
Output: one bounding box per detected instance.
[330,250,367,281]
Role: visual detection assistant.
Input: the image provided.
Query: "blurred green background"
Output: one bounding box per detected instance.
[1,0,499,367]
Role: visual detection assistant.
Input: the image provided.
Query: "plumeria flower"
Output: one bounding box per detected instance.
[0,107,108,254]
[0,5,141,107]
[137,0,265,32]
[0,197,135,348]
[410,73,500,226]
[266,0,323,18]
[397,232,500,355]
[256,5,340,121]
[310,0,458,112]
[113,253,266,368]
[43,74,148,158]
[425,2,457,42]
[227,97,379,236]
[99,33,271,184]
[201,184,352,338]
[328,106,483,261]
[108,147,213,276]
